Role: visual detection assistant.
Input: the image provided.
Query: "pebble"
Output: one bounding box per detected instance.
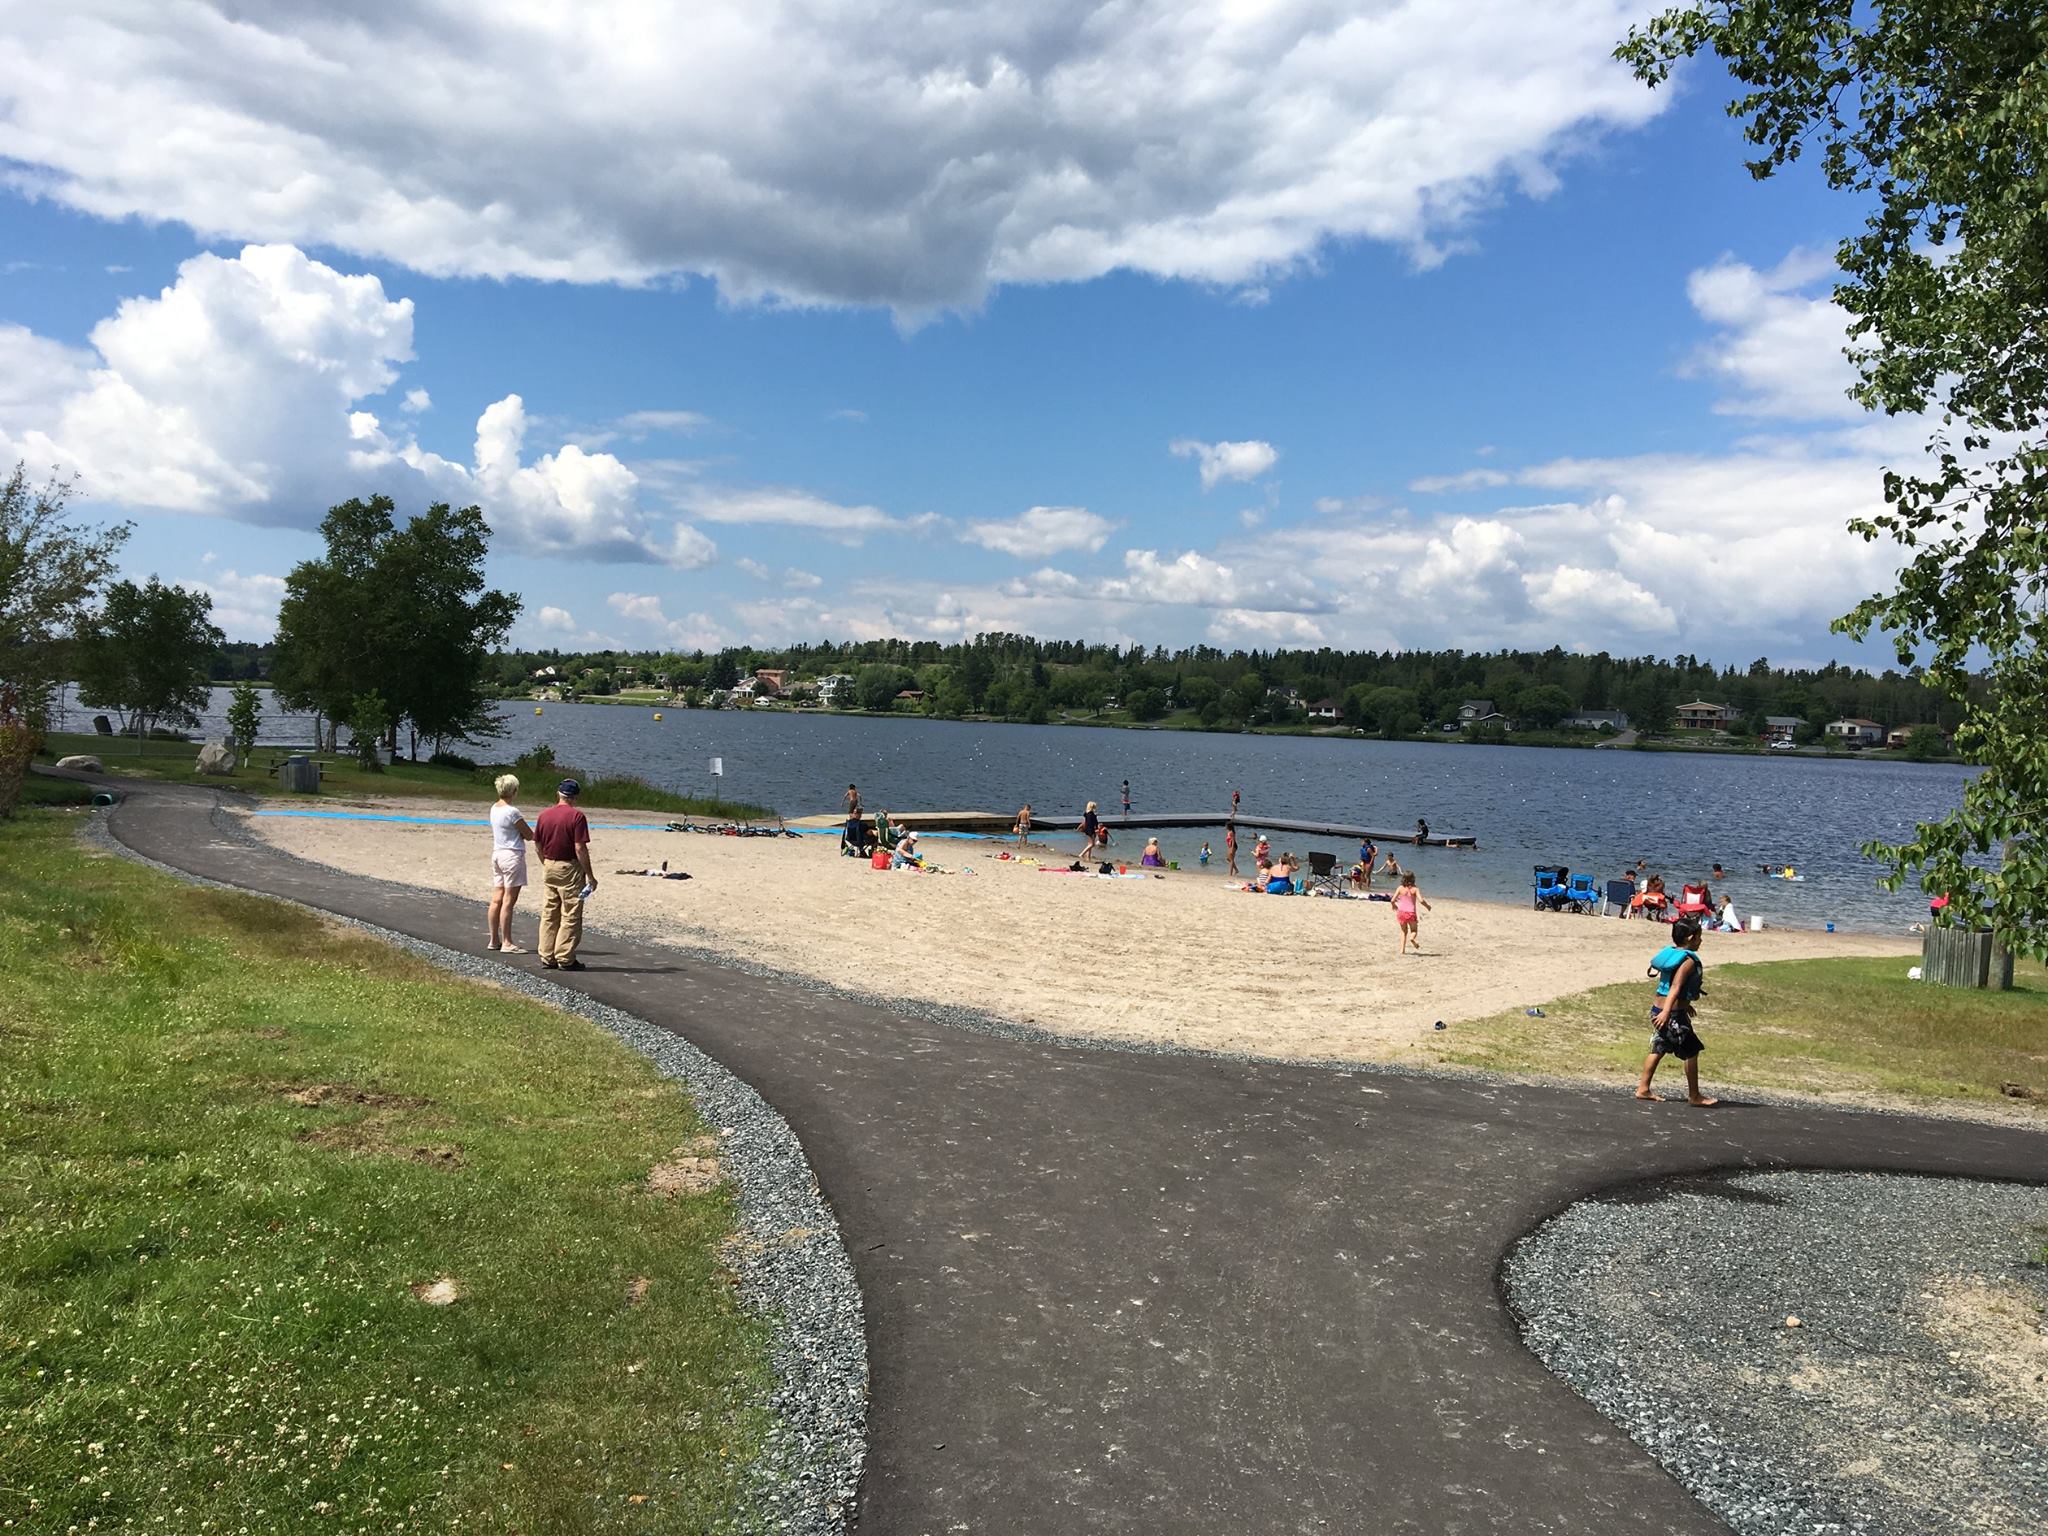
[1506,1170,2048,1536]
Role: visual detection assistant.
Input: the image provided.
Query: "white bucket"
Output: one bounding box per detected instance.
[1748,914,1765,931]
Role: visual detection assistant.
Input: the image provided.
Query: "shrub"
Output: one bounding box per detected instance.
[429,749,479,771]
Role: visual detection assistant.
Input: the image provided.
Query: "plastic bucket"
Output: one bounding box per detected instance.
[1748,914,1765,931]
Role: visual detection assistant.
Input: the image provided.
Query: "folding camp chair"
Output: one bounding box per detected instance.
[840,815,874,858]
[1533,866,1567,911]
[1602,878,1637,917]
[1676,883,1712,919]
[1304,851,1344,896]
[872,810,902,852]
[1565,873,1600,913]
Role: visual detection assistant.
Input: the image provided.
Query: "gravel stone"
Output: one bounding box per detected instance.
[86,810,865,1534]
[1506,1169,2048,1535]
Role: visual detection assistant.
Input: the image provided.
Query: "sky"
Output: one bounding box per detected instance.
[0,1,1926,668]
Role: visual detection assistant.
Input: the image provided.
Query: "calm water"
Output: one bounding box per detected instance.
[66,689,1970,933]
[483,702,1968,934]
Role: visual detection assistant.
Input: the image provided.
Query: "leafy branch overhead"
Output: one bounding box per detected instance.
[1620,0,2048,956]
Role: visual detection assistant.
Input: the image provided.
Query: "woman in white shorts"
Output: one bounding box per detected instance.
[487,773,534,952]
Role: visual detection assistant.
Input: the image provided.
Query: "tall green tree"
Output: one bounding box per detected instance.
[271,497,520,757]
[74,578,224,748]
[226,679,263,766]
[0,464,130,727]
[1620,1,2048,956]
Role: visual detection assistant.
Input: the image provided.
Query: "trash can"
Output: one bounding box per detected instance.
[280,755,320,793]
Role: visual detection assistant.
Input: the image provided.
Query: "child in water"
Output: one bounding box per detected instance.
[1636,917,1718,1105]
[1393,871,1430,955]
[1198,842,1212,866]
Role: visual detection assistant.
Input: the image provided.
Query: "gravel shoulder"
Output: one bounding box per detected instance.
[83,812,866,1534]
[1507,1170,2048,1535]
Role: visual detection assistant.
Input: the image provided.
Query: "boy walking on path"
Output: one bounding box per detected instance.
[1637,917,1718,1105]
[535,778,597,971]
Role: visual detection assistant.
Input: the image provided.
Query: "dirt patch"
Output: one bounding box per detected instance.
[296,1117,464,1167]
[411,1276,460,1306]
[1922,1275,2048,1420]
[647,1135,722,1196]
[281,1081,431,1109]
[625,1275,652,1306]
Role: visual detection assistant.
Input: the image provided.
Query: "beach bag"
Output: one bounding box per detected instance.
[870,849,890,870]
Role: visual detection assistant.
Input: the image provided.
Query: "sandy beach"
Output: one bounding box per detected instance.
[240,797,1920,1067]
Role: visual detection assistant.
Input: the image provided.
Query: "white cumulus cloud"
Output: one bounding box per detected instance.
[0,3,1668,312]
[960,505,1114,558]
[0,244,718,567]
[1171,438,1279,490]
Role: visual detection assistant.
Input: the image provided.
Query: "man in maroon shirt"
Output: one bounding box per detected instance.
[533,779,597,970]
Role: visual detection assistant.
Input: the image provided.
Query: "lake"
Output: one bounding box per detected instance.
[64,688,1971,933]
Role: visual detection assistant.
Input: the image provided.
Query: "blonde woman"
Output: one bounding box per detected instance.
[487,773,534,952]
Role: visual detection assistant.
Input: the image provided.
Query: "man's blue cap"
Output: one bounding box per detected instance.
[558,778,581,797]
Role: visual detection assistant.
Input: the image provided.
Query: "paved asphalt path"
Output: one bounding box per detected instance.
[99,781,2043,1535]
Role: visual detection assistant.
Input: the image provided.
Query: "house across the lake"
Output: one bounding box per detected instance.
[1886,723,1945,749]
[1763,715,1803,743]
[1308,697,1342,722]
[1457,699,1495,723]
[1825,717,1884,746]
[1561,708,1629,731]
[1675,700,1737,732]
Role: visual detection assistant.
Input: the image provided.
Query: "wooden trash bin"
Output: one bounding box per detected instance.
[1921,926,1992,988]
[279,755,321,794]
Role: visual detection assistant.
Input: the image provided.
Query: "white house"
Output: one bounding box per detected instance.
[816,674,856,706]
[1561,708,1629,731]
[1825,717,1884,746]
[1307,697,1342,722]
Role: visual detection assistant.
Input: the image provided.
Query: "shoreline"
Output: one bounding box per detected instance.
[239,793,1924,1081]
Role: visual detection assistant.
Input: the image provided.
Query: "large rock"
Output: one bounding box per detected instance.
[54,754,103,772]
[195,739,237,776]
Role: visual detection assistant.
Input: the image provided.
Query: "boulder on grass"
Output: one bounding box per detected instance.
[195,740,237,776]
[54,754,103,772]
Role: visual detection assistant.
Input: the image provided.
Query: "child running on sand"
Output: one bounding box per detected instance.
[1393,871,1430,954]
[1636,917,1718,1105]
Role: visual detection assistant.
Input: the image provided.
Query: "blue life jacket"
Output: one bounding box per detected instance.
[1649,945,1705,1001]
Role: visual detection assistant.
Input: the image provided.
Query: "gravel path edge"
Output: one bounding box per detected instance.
[82,809,867,1535]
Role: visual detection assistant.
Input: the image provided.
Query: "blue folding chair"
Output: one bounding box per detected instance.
[1565,873,1600,913]
[1533,866,1567,910]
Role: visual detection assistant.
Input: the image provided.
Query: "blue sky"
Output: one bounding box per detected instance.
[0,2,1912,666]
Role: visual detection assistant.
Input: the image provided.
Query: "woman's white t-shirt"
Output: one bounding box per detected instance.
[490,802,524,850]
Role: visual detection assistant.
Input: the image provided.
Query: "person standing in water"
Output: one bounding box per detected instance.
[1121,779,1132,817]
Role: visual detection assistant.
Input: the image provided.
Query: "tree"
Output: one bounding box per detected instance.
[855,664,904,712]
[270,497,519,757]
[0,464,130,728]
[1125,687,1167,722]
[346,690,391,770]
[73,579,224,748]
[1901,725,1948,763]
[1352,685,1420,740]
[1628,673,1675,737]
[1517,683,1575,731]
[1620,3,2047,953]
[226,679,263,767]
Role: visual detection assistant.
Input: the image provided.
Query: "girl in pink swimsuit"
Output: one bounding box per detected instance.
[1393,871,1431,955]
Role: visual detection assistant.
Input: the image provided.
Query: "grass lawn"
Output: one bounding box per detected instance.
[1421,953,2048,1112]
[0,812,774,1532]
[36,731,771,820]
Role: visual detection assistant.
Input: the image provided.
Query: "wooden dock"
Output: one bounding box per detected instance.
[794,810,1476,847]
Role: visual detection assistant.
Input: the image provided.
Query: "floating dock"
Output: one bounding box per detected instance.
[795,809,1476,847]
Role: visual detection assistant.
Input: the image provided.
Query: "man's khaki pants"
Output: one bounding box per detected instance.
[538,859,585,964]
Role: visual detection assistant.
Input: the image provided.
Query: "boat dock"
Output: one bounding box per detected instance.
[792,810,1477,847]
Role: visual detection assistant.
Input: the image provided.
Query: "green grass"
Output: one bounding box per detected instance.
[37,732,771,820]
[0,813,774,1532]
[1422,954,2048,1110]
[17,775,100,808]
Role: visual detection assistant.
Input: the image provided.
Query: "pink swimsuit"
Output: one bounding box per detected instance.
[1394,890,1418,921]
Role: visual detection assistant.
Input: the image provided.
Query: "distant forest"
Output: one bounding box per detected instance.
[210,634,1970,739]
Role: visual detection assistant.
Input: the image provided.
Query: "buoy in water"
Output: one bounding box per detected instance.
[653,712,663,721]
[534,706,543,715]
